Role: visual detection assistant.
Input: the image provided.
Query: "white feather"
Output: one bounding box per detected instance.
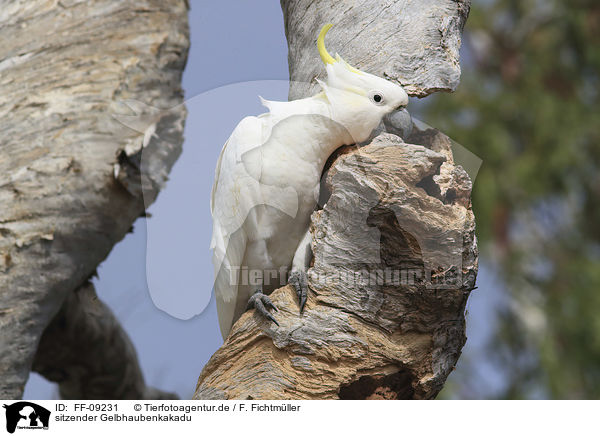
[211,56,409,339]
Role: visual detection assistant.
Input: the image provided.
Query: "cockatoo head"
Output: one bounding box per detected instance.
[317,24,409,143]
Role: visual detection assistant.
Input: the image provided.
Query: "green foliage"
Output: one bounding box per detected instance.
[426,0,600,398]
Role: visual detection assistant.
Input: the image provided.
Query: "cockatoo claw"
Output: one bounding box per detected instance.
[247,289,280,326]
[288,270,308,313]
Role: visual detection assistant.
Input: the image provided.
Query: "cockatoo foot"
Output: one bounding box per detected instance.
[246,289,279,326]
[288,270,308,313]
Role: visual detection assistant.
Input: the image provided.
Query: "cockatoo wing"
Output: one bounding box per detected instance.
[211,110,304,338]
[210,115,270,338]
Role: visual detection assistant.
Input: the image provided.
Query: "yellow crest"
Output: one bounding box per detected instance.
[317,24,361,74]
[317,24,336,65]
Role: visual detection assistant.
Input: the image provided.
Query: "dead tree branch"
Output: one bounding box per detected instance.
[195,130,477,399]
[0,0,189,399]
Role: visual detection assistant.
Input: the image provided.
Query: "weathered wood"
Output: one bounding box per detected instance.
[194,129,477,399]
[281,0,471,99]
[0,0,189,398]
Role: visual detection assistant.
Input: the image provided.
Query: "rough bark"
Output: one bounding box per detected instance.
[0,0,189,399]
[281,0,471,99]
[194,0,475,400]
[195,129,477,400]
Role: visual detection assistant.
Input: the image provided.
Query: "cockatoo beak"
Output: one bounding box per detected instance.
[383,107,413,140]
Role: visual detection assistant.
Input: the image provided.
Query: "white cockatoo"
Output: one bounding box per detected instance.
[211,24,409,339]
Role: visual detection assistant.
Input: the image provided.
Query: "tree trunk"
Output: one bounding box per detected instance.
[195,130,477,400]
[0,0,189,399]
[194,0,475,400]
[281,0,471,100]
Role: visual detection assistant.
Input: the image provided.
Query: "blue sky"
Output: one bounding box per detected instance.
[24,1,501,399]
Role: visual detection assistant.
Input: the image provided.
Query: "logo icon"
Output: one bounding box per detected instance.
[3,402,50,433]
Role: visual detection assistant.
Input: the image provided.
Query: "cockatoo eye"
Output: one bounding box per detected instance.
[369,91,385,106]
